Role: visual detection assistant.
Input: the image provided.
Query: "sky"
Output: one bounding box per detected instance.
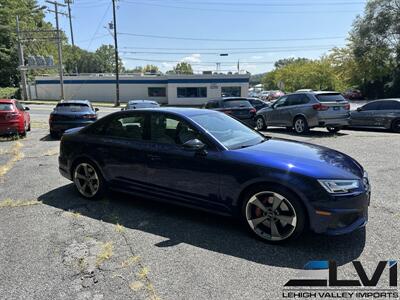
[39,0,368,74]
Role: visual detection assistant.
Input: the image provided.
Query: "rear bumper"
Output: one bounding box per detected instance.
[50,121,94,133]
[309,191,370,235]
[318,117,350,127]
[0,122,20,135]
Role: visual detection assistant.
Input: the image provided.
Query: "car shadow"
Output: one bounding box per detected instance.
[344,127,395,134]
[39,184,366,270]
[263,128,348,138]
[40,134,59,141]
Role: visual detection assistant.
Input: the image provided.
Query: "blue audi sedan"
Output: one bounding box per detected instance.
[58,108,370,243]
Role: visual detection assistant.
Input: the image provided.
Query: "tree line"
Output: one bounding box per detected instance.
[262,0,400,99]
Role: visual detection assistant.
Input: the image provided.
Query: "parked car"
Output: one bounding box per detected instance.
[343,89,364,100]
[260,91,271,101]
[255,91,350,134]
[204,97,257,126]
[59,108,370,243]
[122,100,160,110]
[267,90,285,101]
[246,98,270,111]
[0,99,30,136]
[49,100,98,138]
[349,99,400,132]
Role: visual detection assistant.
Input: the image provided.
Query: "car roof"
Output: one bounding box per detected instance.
[121,107,218,117]
[59,100,90,104]
[128,100,157,104]
[0,99,14,103]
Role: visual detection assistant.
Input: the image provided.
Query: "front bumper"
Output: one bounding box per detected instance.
[58,156,72,180]
[50,121,94,133]
[309,191,370,235]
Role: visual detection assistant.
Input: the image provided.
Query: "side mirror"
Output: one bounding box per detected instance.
[24,106,30,111]
[356,107,362,112]
[182,139,206,152]
[95,108,99,112]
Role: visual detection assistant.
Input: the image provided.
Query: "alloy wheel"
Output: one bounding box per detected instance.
[294,118,305,133]
[245,191,297,241]
[74,163,100,198]
[256,117,265,130]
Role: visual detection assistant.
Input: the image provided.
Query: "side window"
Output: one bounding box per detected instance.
[274,96,288,108]
[104,114,146,140]
[206,101,218,109]
[15,101,24,111]
[286,95,298,106]
[150,114,201,145]
[380,101,400,110]
[362,102,381,111]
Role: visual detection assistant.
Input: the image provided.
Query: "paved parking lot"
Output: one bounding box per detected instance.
[0,105,399,300]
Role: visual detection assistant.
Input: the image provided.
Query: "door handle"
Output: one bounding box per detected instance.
[147,154,161,161]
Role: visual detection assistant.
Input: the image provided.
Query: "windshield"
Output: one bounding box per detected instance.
[128,103,159,108]
[223,100,252,108]
[316,93,346,102]
[0,103,13,111]
[55,103,91,112]
[191,112,265,150]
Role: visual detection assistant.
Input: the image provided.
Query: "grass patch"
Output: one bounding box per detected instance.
[0,141,24,178]
[129,281,144,291]
[44,148,59,156]
[121,255,141,268]
[0,199,41,208]
[115,223,125,233]
[96,242,113,266]
[137,266,150,279]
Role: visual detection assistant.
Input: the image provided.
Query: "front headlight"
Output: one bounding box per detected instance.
[318,179,360,194]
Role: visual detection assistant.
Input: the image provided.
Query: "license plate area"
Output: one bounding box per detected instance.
[333,106,340,110]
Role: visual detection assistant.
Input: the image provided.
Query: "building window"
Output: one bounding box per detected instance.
[221,86,241,97]
[148,87,166,97]
[177,87,207,98]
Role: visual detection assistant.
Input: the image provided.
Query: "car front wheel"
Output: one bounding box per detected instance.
[256,116,266,131]
[241,186,306,243]
[391,119,400,133]
[73,161,106,199]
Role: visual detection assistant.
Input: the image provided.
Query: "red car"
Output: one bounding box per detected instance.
[0,99,31,136]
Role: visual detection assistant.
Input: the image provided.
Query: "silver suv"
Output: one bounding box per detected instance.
[255,91,350,134]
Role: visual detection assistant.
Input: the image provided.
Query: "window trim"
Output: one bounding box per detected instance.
[148,87,166,97]
[177,87,207,98]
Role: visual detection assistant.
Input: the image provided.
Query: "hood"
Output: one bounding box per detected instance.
[234,138,364,179]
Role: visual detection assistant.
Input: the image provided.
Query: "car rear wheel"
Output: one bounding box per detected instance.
[241,185,306,243]
[293,117,309,134]
[27,123,31,131]
[327,126,341,133]
[391,119,400,133]
[73,161,106,199]
[256,116,266,131]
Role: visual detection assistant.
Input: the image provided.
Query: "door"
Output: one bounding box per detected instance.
[15,101,29,129]
[371,100,399,127]
[350,102,380,127]
[146,112,222,210]
[268,96,288,125]
[85,112,151,189]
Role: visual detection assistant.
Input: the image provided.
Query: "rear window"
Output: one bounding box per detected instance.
[55,103,91,112]
[0,103,14,111]
[223,100,252,108]
[316,93,346,102]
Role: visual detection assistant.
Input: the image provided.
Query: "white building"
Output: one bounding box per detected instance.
[30,74,250,106]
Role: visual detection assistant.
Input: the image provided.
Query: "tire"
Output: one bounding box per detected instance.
[391,119,400,133]
[19,123,27,137]
[255,116,266,131]
[72,160,106,200]
[293,116,309,134]
[327,126,341,133]
[27,123,31,132]
[241,184,306,244]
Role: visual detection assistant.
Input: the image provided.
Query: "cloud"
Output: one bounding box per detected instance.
[181,53,201,63]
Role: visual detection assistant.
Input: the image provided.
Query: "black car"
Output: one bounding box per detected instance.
[349,99,400,132]
[204,97,257,126]
[246,98,270,111]
[49,100,98,138]
[122,100,160,110]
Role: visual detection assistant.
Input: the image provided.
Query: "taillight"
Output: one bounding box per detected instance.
[312,103,329,111]
[250,108,256,114]
[344,103,350,110]
[82,114,97,119]
[49,114,54,122]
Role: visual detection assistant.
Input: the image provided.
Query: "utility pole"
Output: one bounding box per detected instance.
[112,0,120,106]
[65,0,78,74]
[16,16,28,100]
[46,0,67,100]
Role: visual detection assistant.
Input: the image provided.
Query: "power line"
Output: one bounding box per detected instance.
[118,32,346,42]
[122,56,275,64]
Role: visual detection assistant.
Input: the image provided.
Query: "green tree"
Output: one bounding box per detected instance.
[95,44,123,73]
[173,62,193,74]
[274,57,310,69]
[143,64,159,74]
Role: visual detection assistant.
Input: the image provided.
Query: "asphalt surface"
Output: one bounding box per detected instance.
[0,104,399,300]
